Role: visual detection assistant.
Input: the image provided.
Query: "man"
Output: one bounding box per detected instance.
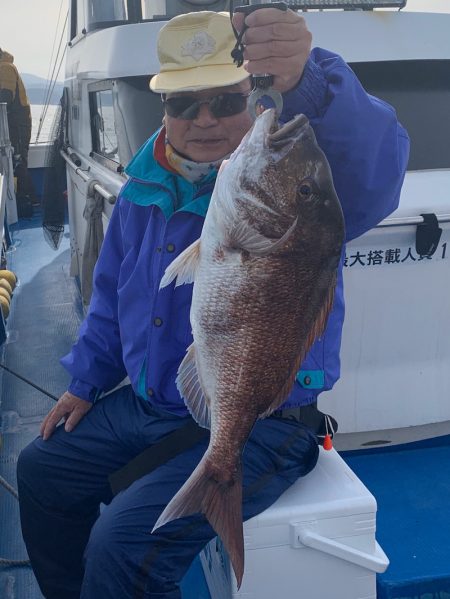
[0,48,35,215]
[17,9,409,599]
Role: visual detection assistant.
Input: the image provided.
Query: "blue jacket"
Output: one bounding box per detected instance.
[61,48,410,414]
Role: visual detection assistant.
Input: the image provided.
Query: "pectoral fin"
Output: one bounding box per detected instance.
[228,217,298,257]
[177,343,211,429]
[159,239,201,289]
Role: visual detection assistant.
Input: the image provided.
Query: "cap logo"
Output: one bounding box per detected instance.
[181,32,216,62]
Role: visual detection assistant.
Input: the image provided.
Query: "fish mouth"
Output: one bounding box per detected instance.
[267,113,310,147]
[229,110,310,166]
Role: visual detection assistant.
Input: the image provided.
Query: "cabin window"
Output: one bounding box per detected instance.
[89,85,120,167]
[87,0,128,30]
[140,0,228,20]
[140,0,166,19]
[70,0,78,39]
[350,60,450,171]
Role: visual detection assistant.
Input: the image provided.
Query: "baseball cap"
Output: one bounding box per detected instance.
[149,11,249,93]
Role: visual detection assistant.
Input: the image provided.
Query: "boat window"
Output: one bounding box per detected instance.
[350,60,450,171]
[87,0,129,30]
[140,0,228,21]
[89,86,120,166]
[140,0,166,20]
[70,0,78,39]
[74,0,85,38]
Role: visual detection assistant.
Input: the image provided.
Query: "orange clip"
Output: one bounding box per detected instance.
[323,434,333,451]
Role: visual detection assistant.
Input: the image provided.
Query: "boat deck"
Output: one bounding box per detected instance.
[0,212,82,598]
[0,211,209,598]
[1,212,449,598]
[344,436,450,599]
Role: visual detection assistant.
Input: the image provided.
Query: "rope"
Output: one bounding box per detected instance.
[35,10,68,143]
[0,363,59,401]
[37,9,68,127]
[0,473,18,500]
[0,557,31,567]
[44,0,65,87]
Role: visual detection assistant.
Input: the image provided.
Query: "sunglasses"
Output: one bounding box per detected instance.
[163,92,251,120]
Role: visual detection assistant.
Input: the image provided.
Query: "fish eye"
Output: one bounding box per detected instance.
[299,184,312,197]
[298,179,315,199]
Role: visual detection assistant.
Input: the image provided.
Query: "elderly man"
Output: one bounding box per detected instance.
[17,9,409,599]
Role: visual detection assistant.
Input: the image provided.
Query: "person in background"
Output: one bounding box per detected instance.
[0,48,35,216]
[16,9,410,599]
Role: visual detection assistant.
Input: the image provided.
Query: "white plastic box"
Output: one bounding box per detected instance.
[200,448,388,599]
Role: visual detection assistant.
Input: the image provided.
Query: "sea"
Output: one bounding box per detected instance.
[30,104,59,143]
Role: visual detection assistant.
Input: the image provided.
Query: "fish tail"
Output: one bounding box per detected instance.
[153,455,245,588]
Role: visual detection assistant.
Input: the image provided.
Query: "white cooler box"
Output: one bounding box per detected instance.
[200,448,388,599]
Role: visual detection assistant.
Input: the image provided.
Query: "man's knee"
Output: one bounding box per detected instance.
[17,437,66,510]
[83,507,180,598]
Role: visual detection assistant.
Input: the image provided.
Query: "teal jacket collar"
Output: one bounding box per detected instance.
[122,129,215,220]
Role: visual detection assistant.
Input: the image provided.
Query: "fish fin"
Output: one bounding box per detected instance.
[153,457,245,589]
[303,273,337,351]
[259,277,337,419]
[159,239,201,289]
[228,217,298,257]
[177,343,211,429]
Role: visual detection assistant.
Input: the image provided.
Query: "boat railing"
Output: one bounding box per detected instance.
[60,146,116,205]
[379,214,450,227]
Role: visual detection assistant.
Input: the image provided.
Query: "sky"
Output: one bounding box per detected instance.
[1,0,450,80]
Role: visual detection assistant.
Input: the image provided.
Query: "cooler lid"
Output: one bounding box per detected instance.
[245,448,376,529]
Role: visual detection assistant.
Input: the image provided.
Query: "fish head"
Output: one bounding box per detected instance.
[221,109,345,258]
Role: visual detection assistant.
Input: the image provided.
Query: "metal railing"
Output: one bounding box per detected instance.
[60,147,116,204]
[378,213,450,228]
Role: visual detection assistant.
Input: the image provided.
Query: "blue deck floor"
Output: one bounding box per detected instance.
[0,212,82,598]
[1,212,449,599]
[0,212,210,598]
[343,436,450,599]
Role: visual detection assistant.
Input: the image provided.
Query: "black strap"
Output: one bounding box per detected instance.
[108,419,209,496]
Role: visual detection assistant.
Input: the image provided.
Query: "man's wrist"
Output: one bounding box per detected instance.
[68,379,100,403]
[282,56,328,121]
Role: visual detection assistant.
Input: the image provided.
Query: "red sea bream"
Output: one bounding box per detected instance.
[154,108,345,587]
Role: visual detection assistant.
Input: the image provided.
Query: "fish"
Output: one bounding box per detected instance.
[154,108,345,587]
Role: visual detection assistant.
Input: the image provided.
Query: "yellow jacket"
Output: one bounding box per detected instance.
[0,49,31,155]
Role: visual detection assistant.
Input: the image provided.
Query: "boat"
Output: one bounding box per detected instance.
[0,0,449,597]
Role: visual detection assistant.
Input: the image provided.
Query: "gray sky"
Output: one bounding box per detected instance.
[1,0,449,80]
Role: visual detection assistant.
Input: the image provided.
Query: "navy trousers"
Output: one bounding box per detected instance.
[17,385,319,599]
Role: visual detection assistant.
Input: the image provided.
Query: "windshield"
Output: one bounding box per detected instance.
[351,60,450,171]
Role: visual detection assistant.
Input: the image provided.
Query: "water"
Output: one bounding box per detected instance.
[30,104,59,143]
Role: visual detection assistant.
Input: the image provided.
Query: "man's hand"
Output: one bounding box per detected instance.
[232,8,312,94]
[40,391,92,440]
